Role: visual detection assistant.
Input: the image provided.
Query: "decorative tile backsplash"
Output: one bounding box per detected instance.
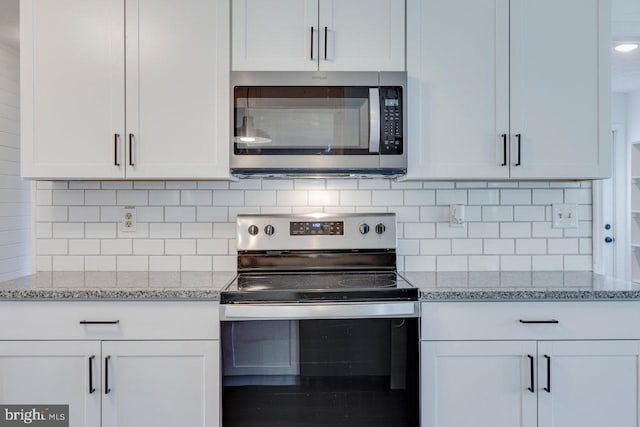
[34,179,593,272]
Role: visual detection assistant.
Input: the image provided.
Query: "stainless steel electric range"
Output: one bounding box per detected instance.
[220,213,419,427]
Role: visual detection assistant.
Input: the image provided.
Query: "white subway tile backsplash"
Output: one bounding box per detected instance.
[181,223,213,239]
[149,190,180,206]
[34,179,594,272]
[482,206,513,222]
[181,190,212,206]
[165,207,196,222]
[435,190,467,205]
[420,239,451,255]
[500,189,531,205]
[166,239,196,255]
[53,190,84,205]
[117,256,148,271]
[86,190,116,206]
[101,239,132,255]
[469,189,499,205]
[437,256,468,271]
[149,256,180,271]
[372,191,403,206]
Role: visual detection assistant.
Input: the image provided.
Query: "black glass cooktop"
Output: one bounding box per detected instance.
[221,271,418,303]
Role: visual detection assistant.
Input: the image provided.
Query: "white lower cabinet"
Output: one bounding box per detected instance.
[421,302,640,427]
[102,341,219,427]
[421,341,537,427]
[0,302,220,427]
[0,341,101,426]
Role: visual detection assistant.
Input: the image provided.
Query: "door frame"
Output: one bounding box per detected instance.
[593,124,629,279]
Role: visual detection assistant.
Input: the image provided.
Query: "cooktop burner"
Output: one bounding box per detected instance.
[221,271,418,303]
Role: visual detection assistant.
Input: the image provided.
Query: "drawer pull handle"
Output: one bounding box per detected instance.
[527,355,535,393]
[543,355,551,393]
[89,355,96,394]
[105,356,111,394]
[519,319,559,324]
[80,320,120,325]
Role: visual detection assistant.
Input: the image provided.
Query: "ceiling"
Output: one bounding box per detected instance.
[0,0,18,50]
[0,0,637,93]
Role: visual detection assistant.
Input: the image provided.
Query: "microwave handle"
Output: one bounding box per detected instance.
[368,88,381,153]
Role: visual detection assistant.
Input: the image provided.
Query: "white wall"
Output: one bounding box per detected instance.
[629,90,640,144]
[34,179,593,272]
[0,42,30,280]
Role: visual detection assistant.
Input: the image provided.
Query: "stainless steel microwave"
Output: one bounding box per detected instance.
[230,72,407,177]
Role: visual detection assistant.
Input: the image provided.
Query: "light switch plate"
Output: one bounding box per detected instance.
[449,204,465,228]
[552,204,578,229]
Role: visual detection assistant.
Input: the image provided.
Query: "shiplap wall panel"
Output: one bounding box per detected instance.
[0,42,30,281]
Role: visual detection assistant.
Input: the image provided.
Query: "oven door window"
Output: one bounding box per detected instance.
[233,87,373,155]
[221,318,419,427]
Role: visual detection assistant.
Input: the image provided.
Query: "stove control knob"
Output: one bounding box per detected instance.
[248,225,259,236]
[359,224,370,235]
[264,225,275,236]
[375,223,386,234]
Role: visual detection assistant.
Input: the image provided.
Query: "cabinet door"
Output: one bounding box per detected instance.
[0,341,101,427]
[509,0,611,179]
[21,0,125,179]
[422,341,537,427]
[538,341,640,427]
[406,0,510,179]
[101,340,219,427]
[125,0,229,179]
[232,0,319,71]
[318,0,404,71]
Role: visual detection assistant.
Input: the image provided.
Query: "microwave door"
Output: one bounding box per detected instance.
[368,88,381,154]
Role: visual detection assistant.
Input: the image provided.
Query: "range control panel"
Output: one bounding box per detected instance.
[380,87,403,155]
[237,213,396,251]
[290,221,344,236]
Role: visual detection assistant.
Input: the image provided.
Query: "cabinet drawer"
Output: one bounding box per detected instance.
[421,301,640,341]
[0,301,219,340]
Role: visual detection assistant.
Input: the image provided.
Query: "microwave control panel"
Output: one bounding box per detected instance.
[380,87,403,155]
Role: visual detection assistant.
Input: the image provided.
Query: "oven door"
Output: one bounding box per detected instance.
[220,302,420,427]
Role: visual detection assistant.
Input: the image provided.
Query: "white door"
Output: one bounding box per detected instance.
[21,0,125,179]
[406,0,510,179]
[0,341,101,427]
[509,0,611,179]
[125,0,230,179]
[537,340,640,427]
[101,340,219,427]
[318,0,404,71]
[232,0,319,71]
[421,341,537,427]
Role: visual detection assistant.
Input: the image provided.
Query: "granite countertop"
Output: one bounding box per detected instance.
[0,272,237,301]
[2,271,640,302]
[402,271,640,301]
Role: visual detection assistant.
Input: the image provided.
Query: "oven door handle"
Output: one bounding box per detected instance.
[368,88,381,153]
[221,302,419,320]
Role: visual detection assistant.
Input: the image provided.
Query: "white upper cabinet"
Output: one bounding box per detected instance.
[21,0,125,179]
[232,0,318,71]
[125,0,229,179]
[22,0,230,180]
[509,0,611,179]
[407,0,510,179]
[232,0,404,71]
[318,0,405,71]
[407,0,611,180]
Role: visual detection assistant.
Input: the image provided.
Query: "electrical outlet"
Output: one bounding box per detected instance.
[121,207,137,232]
[449,204,465,227]
[552,204,578,229]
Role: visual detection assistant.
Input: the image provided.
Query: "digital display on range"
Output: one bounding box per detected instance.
[290,221,344,235]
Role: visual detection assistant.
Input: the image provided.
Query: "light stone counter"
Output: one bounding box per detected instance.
[401,271,640,301]
[0,272,237,300]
